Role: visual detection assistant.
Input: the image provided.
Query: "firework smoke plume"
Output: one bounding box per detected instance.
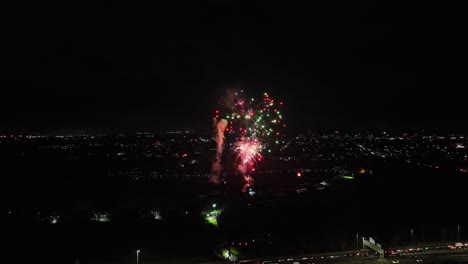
[210,118,228,184]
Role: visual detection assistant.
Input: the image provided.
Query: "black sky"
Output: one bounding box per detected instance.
[0,1,464,133]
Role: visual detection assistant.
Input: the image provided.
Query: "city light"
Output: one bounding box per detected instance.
[221,247,239,261]
[203,208,223,227]
[91,212,111,222]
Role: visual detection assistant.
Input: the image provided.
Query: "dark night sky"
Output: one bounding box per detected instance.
[0,1,464,133]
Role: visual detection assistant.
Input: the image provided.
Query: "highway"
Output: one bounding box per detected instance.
[205,242,468,264]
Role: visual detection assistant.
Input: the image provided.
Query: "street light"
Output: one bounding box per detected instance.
[411,229,414,246]
[212,203,217,209]
[356,233,359,251]
[136,249,140,264]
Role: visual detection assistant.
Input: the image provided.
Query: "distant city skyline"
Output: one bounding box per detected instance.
[2,121,468,135]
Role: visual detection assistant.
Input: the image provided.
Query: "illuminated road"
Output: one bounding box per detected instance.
[203,242,468,264]
[240,251,468,264]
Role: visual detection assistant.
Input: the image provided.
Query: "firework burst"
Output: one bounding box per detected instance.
[210,89,286,187]
[235,138,262,175]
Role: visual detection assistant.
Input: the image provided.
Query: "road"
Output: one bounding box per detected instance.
[206,242,468,264]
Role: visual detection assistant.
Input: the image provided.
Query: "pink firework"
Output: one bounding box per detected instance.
[210,89,286,189]
[235,138,262,175]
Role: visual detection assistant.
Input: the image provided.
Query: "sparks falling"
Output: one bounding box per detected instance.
[210,89,286,188]
[235,138,261,175]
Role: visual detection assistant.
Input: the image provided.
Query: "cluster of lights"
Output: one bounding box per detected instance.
[149,210,162,220]
[203,204,222,227]
[91,212,111,222]
[221,248,239,261]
